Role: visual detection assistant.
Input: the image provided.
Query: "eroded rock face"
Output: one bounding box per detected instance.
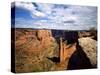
[78,37,97,67]
[15,29,55,51]
[15,29,58,72]
[78,31,97,40]
[37,30,55,48]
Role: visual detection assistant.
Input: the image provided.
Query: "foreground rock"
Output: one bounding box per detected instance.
[78,37,97,67]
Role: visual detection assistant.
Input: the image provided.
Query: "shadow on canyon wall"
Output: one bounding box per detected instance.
[51,30,93,69]
[67,43,92,70]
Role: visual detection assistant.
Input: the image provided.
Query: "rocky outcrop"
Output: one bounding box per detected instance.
[60,37,77,63]
[37,30,55,48]
[78,30,97,40]
[15,29,58,72]
[78,37,97,67]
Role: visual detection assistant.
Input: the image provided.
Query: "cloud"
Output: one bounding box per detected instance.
[63,20,75,23]
[15,2,46,18]
[14,17,96,30]
[31,10,46,17]
[16,2,35,11]
[13,2,97,30]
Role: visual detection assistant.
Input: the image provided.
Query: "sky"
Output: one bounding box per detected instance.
[11,2,97,30]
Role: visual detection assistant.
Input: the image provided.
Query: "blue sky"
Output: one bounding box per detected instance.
[11,2,97,30]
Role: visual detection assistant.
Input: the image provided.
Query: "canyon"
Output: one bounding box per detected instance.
[12,28,97,72]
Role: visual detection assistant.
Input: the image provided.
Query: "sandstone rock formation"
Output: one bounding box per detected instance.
[37,30,55,48]
[78,30,97,40]
[15,29,58,72]
[78,37,97,67]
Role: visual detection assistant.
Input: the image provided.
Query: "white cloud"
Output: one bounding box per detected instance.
[31,10,46,17]
[15,2,46,18]
[15,17,95,30]
[16,2,35,11]
[14,2,97,30]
